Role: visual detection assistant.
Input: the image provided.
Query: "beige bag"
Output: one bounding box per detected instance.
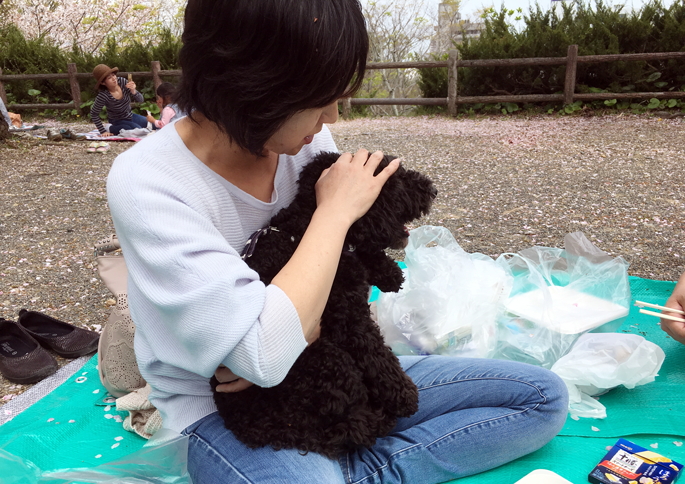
[95,234,146,398]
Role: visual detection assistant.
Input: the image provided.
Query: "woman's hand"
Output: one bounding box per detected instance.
[126,81,137,95]
[269,149,398,352]
[214,365,254,393]
[315,149,400,227]
[101,132,113,137]
[146,114,156,123]
[661,273,685,345]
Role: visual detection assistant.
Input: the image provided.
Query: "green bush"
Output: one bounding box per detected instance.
[417,53,449,99]
[417,0,685,107]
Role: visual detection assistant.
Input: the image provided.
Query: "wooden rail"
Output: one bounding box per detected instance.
[0,61,165,115]
[341,46,685,118]
[1,48,684,117]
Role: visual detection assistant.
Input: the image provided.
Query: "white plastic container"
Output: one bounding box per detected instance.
[514,469,573,484]
[504,286,629,335]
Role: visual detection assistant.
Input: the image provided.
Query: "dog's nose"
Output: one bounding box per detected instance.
[430,186,438,199]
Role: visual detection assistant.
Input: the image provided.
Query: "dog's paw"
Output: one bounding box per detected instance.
[373,264,404,293]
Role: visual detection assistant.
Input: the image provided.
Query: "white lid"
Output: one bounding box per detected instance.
[513,469,574,484]
[504,286,629,334]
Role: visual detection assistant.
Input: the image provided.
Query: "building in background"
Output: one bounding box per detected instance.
[430,2,483,54]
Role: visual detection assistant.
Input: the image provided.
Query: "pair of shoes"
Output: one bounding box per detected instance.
[0,311,100,384]
[46,129,62,141]
[0,318,58,384]
[59,128,86,141]
[87,141,110,153]
[18,309,100,358]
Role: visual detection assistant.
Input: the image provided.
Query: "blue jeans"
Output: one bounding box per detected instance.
[182,356,569,484]
[0,97,11,127]
[108,113,148,135]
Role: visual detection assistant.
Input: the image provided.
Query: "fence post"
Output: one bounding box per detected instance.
[342,97,352,120]
[0,68,7,105]
[564,44,578,106]
[67,63,82,115]
[151,61,162,91]
[448,49,459,117]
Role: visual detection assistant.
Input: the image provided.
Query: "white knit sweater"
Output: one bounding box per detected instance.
[107,122,338,432]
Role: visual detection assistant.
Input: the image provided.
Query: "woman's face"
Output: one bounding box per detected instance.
[264,101,339,156]
[103,73,118,91]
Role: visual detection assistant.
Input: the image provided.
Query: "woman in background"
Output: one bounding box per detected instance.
[90,64,146,137]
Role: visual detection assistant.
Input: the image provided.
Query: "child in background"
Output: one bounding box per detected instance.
[146,82,186,129]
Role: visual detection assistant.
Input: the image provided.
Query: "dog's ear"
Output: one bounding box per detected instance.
[298,151,338,189]
[293,151,340,211]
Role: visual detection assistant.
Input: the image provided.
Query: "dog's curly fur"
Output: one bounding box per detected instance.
[211,151,437,458]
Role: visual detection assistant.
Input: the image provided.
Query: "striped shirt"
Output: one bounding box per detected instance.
[90,76,144,134]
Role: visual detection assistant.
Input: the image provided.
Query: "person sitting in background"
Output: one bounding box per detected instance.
[0,96,13,129]
[90,64,146,137]
[146,82,186,129]
[660,270,685,345]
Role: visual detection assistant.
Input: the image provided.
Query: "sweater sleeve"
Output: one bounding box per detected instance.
[155,106,176,128]
[90,92,107,134]
[106,153,307,389]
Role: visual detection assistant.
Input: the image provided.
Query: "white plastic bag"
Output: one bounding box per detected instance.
[377,225,512,358]
[493,232,631,368]
[551,333,665,419]
[0,429,192,484]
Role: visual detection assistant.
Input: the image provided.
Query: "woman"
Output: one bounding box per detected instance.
[90,64,146,136]
[106,1,569,482]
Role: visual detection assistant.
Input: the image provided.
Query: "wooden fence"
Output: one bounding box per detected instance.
[0,61,174,115]
[1,46,685,117]
[341,46,685,118]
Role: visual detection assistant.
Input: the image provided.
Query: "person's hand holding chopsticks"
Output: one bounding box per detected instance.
[660,271,685,344]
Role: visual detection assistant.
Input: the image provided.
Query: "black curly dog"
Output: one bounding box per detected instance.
[211,151,437,458]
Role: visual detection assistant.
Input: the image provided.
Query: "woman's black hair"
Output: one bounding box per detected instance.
[156,82,176,101]
[175,0,368,154]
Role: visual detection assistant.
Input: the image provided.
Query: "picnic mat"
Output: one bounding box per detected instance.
[452,276,685,484]
[0,276,684,483]
[79,128,142,142]
[9,125,45,132]
[32,127,142,142]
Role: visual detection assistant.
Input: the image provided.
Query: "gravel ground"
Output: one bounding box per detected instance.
[1,113,684,402]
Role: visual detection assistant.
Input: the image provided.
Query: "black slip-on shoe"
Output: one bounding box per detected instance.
[0,318,58,384]
[17,309,100,359]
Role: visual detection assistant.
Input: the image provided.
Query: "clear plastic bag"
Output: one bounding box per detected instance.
[550,333,665,419]
[492,232,631,368]
[377,225,512,358]
[0,429,192,484]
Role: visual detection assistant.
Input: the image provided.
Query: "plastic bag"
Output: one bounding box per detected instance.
[0,429,192,484]
[492,232,631,368]
[550,333,665,419]
[377,225,512,357]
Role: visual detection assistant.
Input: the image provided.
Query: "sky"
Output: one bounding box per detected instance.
[425,0,677,21]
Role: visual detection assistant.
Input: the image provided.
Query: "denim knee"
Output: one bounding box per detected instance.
[539,369,570,436]
[131,113,148,128]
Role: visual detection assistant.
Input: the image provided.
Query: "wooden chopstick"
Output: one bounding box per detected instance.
[634,300,685,316]
[639,308,685,323]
